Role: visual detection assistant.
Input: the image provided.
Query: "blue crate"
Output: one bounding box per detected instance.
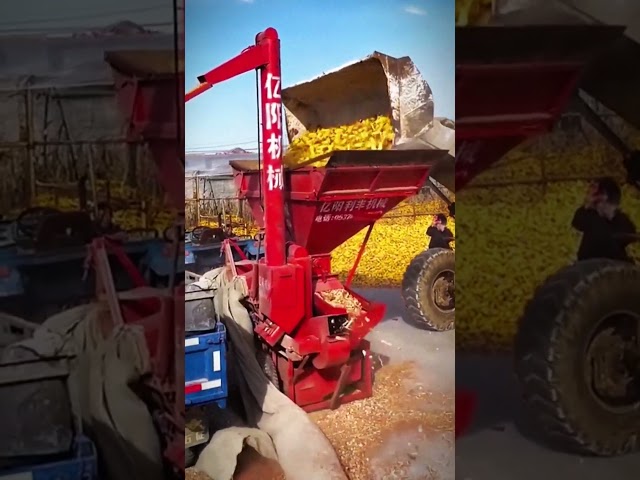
[185,323,228,407]
[0,435,97,480]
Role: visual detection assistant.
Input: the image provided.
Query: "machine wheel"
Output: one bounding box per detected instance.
[514,259,640,456]
[401,248,455,331]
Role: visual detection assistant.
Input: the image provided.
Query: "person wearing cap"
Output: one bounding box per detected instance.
[426,213,454,250]
[572,176,637,263]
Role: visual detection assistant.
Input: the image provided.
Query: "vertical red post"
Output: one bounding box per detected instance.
[345,223,374,288]
[255,28,286,267]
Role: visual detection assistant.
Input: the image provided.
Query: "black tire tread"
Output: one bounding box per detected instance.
[402,248,455,331]
[514,259,640,456]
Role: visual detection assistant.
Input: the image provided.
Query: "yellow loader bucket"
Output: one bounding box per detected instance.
[281,52,455,191]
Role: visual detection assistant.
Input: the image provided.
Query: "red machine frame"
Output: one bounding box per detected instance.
[186,28,448,411]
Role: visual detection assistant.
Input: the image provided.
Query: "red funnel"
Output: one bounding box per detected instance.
[105,50,185,210]
[455,25,624,191]
[231,149,449,255]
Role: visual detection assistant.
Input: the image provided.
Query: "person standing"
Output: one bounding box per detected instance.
[427,213,454,250]
[571,177,637,263]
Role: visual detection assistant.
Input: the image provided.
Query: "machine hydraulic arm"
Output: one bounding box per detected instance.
[186,28,286,268]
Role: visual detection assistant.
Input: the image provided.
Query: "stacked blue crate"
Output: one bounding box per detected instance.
[184,323,228,408]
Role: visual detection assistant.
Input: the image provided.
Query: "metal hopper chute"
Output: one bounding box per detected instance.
[281,52,455,191]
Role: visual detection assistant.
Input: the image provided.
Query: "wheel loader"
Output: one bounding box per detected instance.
[455,0,640,456]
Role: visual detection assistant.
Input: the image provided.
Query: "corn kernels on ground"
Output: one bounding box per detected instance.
[185,362,453,480]
[310,362,453,480]
[283,115,395,168]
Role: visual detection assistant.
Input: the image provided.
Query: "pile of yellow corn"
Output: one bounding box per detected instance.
[455,143,640,350]
[332,199,455,287]
[283,115,395,168]
[456,0,493,26]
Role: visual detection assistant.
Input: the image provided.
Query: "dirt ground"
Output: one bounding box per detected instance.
[185,362,454,480]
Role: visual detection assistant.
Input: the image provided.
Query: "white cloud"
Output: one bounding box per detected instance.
[404,5,427,16]
[238,0,254,3]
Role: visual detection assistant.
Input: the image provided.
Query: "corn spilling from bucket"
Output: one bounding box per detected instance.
[283,115,395,168]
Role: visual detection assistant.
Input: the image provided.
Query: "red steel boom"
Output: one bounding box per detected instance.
[186,28,286,269]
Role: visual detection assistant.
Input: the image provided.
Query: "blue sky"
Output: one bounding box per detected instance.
[185,0,454,151]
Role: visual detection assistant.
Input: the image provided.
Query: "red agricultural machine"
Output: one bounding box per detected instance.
[456,0,640,455]
[186,29,454,412]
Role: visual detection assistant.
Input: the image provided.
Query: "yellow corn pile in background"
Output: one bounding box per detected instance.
[330,118,640,352]
[332,199,455,287]
[456,0,494,26]
[196,216,258,237]
[13,184,175,233]
[283,115,395,168]
[455,142,640,351]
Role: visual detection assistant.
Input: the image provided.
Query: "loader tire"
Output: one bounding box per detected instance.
[514,259,640,456]
[402,248,455,331]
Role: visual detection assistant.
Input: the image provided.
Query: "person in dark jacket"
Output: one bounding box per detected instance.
[427,213,454,250]
[572,177,637,263]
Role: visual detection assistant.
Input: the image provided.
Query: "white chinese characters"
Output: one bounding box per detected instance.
[264,73,281,100]
[314,214,354,223]
[266,164,283,191]
[265,102,281,130]
[319,198,388,214]
[263,72,283,191]
[266,133,282,162]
